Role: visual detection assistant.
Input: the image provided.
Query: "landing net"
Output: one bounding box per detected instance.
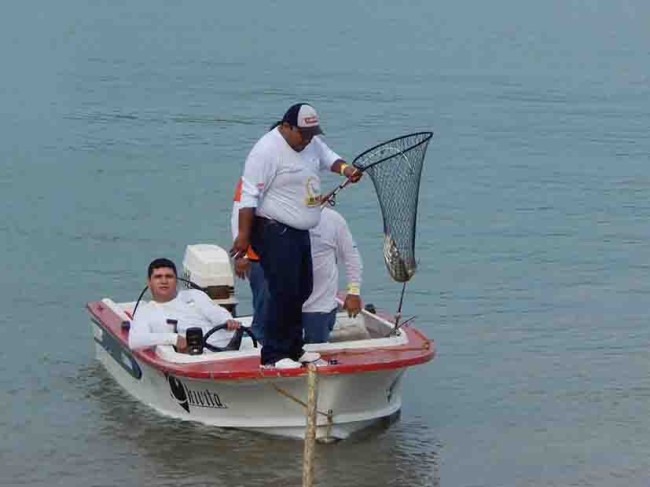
[352,132,433,283]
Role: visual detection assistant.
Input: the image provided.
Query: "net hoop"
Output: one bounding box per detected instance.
[352,131,433,171]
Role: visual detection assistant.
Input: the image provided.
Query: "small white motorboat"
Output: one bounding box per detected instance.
[87,244,435,441]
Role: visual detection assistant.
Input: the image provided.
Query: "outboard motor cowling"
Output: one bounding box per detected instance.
[182,244,238,314]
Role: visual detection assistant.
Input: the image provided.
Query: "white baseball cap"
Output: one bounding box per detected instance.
[281,103,323,136]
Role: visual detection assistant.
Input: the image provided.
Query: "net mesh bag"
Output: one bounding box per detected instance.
[352,132,433,282]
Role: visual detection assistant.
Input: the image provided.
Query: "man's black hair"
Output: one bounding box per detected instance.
[147,258,177,278]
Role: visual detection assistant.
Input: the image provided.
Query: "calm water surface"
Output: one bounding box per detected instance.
[1,1,649,485]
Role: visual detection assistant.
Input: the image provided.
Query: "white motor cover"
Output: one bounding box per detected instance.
[182,244,234,288]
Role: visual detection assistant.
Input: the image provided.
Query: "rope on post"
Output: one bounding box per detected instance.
[302,364,318,487]
[269,383,330,418]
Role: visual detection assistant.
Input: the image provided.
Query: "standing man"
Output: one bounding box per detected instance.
[231,103,361,369]
[303,207,363,343]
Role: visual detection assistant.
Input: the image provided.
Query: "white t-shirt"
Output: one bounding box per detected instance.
[240,129,340,230]
[128,289,235,350]
[303,207,363,313]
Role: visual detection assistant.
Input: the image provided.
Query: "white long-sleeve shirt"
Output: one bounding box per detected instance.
[240,129,340,230]
[128,289,234,350]
[303,207,363,313]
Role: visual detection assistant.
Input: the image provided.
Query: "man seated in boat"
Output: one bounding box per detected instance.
[128,258,242,353]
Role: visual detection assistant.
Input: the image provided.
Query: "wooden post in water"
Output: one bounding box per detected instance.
[302,364,318,487]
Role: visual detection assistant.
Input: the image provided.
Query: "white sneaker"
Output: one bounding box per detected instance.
[271,358,302,369]
[298,351,321,363]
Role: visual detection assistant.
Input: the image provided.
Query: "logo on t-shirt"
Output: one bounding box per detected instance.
[304,176,321,207]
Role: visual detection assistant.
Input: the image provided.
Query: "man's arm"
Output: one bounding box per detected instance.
[231,207,255,259]
[311,137,361,183]
[128,306,180,350]
[331,159,362,183]
[231,181,252,278]
[334,213,363,317]
[193,290,240,330]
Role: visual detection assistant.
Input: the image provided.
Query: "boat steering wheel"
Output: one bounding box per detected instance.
[202,324,259,352]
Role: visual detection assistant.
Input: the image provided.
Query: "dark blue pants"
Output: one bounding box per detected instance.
[303,308,337,343]
[248,260,269,344]
[252,217,313,365]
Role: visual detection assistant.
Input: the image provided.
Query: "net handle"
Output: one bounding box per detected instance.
[320,172,358,206]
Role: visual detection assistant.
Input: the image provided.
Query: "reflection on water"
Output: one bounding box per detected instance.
[86,364,440,486]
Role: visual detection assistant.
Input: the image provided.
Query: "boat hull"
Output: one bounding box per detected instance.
[88,296,433,441]
[93,321,405,440]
